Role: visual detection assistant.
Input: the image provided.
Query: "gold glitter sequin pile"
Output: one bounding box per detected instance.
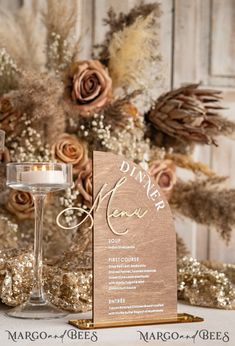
[0,249,92,312]
[1,250,234,311]
[178,257,235,309]
[0,249,34,306]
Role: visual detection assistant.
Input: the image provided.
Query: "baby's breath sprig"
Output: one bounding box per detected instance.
[59,184,88,229]
[47,32,76,74]
[6,116,51,163]
[0,48,21,94]
[76,113,111,151]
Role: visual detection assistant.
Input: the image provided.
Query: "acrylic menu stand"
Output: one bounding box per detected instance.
[69,152,203,329]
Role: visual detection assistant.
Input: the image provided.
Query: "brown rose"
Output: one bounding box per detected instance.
[67,60,112,115]
[52,133,88,175]
[0,97,21,133]
[76,160,92,208]
[6,190,34,220]
[148,159,177,200]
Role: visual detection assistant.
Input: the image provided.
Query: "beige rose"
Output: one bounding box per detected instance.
[148,159,177,200]
[67,60,112,115]
[6,190,34,220]
[52,133,88,175]
[76,160,92,207]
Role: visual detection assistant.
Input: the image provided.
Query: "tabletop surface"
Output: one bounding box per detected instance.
[0,302,234,346]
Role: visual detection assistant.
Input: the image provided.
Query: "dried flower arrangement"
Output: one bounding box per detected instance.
[0,1,235,311]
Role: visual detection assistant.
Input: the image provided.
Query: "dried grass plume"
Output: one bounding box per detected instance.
[108,12,165,113]
[171,177,234,243]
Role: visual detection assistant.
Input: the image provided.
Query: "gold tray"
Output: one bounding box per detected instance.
[69,313,204,329]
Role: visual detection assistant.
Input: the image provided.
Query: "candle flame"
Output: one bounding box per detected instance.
[32,165,47,171]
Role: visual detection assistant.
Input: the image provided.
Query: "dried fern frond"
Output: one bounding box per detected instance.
[95,2,161,64]
[42,0,80,72]
[170,177,233,243]
[108,13,165,113]
[147,84,235,145]
[165,153,216,177]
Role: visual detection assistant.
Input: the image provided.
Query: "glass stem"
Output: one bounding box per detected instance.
[30,193,46,305]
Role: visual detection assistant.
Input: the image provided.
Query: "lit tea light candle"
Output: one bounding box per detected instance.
[21,166,65,184]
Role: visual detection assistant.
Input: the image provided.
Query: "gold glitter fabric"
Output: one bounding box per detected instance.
[1,250,234,311]
[0,249,92,312]
[0,249,34,306]
[202,260,235,285]
[178,257,235,309]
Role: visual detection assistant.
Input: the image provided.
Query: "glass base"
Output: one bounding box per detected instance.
[6,300,68,320]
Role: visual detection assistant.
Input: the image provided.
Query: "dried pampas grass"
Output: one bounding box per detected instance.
[95,2,161,64]
[10,71,65,145]
[0,3,45,71]
[42,0,80,71]
[165,153,216,177]
[171,177,234,243]
[108,13,165,114]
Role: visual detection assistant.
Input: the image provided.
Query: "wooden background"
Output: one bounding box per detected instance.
[1,0,235,263]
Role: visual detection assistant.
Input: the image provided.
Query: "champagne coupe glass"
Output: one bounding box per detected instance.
[6,162,72,319]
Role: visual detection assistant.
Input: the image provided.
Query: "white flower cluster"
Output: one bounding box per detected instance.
[77,113,112,148]
[0,48,20,77]
[6,116,51,162]
[0,215,18,237]
[47,32,74,73]
[105,118,150,163]
[59,186,87,228]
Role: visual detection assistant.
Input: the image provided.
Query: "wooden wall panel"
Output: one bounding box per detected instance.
[159,0,173,89]
[173,0,210,86]
[77,0,94,59]
[0,0,21,9]
[209,91,235,262]
[173,0,211,259]
[211,0,235,77]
